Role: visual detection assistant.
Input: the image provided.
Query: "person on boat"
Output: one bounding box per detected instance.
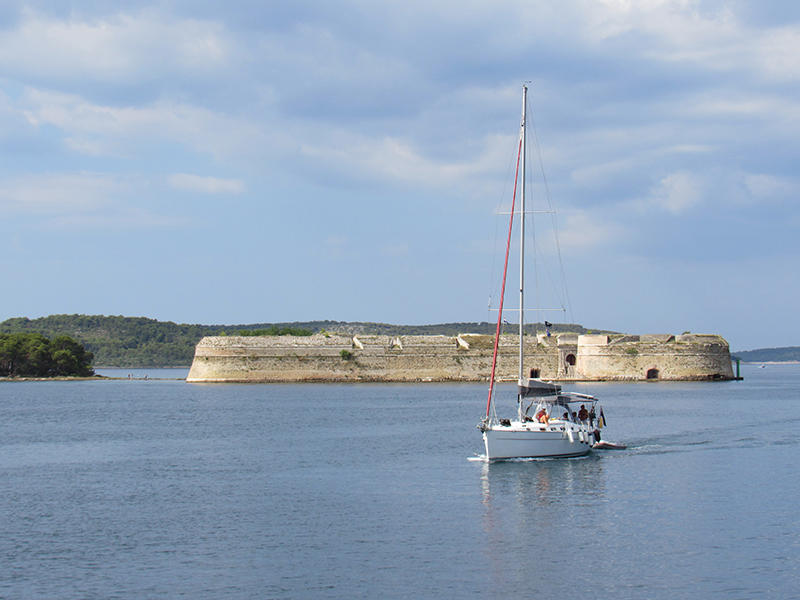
[589,406,596,427]
[535,409,549,424]
[578,405,589,422]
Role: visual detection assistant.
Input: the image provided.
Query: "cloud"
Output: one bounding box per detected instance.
[744,173,798,201]
[19,88,261,161]
[589,0,800,83]
[0,8,235,86]
[558,210,625,250]
[645,171,704,215]
[298,129,516,198]
[6,1,797,205]
[0,171,184,229]
[0,172,120,214]
[0,0,799,349]
[167,173,246,194]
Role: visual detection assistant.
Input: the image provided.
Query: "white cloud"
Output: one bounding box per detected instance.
[0,172,120,213]
[558,210,625,250]
[167,173,246,194]
[0,8,234,84]
[0,171,184,229]
[19,88,261,161]
[0,0,799,348]
[577,0,800,83]
[634,171,704,215]
[298,129,515,198]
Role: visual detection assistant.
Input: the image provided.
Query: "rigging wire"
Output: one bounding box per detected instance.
[526,92,574,326]
[485,128,523,419]
[488,133,523,323]
[485,85,576,421]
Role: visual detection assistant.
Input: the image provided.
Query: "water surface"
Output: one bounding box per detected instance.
[1,364,797,598]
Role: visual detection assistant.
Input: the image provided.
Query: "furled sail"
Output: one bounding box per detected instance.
[517,378,561,398]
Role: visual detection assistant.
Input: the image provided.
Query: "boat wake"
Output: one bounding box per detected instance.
[468,454,595,462]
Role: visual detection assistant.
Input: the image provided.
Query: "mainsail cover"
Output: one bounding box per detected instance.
[518,378,561,398]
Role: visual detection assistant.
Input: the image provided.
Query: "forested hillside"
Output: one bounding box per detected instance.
[732,347,800,363]
[3,314,789,367]
[0,315,222,367]
[0,315,617,367]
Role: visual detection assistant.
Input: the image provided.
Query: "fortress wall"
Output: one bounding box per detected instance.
[187,333,557,382]
[576,334,735,381]
[187,332,735,383]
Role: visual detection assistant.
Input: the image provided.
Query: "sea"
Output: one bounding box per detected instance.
[1,364,798,599]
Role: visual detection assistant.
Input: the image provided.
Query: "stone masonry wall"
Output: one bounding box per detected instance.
[186,332,735,383]
[576,334,735,381]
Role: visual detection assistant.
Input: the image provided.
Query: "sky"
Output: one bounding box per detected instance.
[1,0,799,351]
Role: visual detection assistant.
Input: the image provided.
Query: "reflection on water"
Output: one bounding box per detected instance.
[478,457,609,596]
[481,456,606,510]
[480,456,606,532]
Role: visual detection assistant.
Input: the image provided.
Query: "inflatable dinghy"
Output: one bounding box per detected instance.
[593,441,627,450]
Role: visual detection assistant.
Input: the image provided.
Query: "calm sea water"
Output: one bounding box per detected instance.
[94,368,191,380]
[1,364,798,599]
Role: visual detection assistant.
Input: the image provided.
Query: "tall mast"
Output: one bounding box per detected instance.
[517,84,527,422]
[519,84,527,383]
[485,87,525,419]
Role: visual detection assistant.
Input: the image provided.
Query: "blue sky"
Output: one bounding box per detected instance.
[1,1,799,351]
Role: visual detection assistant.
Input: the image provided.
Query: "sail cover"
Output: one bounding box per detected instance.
[518,378,561,397]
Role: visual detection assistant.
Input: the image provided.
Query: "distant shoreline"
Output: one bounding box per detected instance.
[93,366,191,369]
[741,361,800,365]
[2,361,795,382]
[0,374,187,382]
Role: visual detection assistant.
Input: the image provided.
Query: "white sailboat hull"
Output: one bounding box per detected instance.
[483,423,595,460]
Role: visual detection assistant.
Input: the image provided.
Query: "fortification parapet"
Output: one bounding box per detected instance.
[641,334,675,343]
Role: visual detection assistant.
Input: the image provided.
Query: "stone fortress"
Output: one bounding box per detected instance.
[186,331,735,383]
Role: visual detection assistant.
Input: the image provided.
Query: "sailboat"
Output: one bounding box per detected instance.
[478,84,605,460]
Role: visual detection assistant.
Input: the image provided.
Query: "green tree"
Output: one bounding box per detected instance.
[0,334,22,376]
[18,333,51,376]
[0,332,93,377]
[51,335,94,376]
